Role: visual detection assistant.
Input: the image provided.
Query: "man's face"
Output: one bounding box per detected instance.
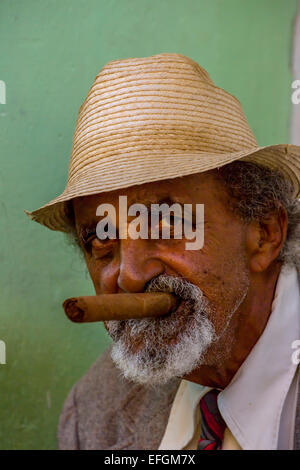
[73,171,250,385]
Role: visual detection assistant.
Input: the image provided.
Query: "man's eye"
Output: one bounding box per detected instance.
[161,215,182,226]
[82,235,95,252]
[83,236,112,257]
[154,215,184,238]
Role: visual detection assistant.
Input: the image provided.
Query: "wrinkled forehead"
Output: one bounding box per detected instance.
[72,170,229,227]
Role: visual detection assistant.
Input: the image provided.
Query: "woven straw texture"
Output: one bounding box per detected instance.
[26,53,300,231]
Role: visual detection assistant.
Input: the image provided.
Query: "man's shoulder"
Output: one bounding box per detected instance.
[57,345,133,449]
[58,345,180,450]
[71,345,135,406]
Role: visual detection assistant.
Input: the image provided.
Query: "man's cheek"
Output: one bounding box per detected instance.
[85,261,104,293]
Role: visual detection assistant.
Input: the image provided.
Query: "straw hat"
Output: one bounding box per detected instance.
[26,53,300,232]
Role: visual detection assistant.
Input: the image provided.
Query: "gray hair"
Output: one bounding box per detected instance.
[216,161,300,266]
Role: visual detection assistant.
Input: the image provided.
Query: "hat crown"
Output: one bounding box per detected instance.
[99,53,214,86]
[68,53,257,184]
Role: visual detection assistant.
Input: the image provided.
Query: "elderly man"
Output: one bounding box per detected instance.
[27,53,300,450]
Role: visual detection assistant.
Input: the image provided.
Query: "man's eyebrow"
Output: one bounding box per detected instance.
[139,197,184,211]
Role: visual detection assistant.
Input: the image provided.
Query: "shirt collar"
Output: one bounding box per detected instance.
[158,379,210,449]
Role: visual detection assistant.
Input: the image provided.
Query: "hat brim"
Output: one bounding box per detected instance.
[25,143,300,232]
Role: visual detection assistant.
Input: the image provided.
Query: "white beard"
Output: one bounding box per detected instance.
[106,275,218,385]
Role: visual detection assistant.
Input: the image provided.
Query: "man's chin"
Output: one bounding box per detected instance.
[110,340,180,386]
[110,326,216,386]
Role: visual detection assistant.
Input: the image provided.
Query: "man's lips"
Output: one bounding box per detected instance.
[166,294,182,315]
[151,296,185,319]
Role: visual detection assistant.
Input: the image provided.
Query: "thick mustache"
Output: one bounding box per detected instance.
[145,274,204,302]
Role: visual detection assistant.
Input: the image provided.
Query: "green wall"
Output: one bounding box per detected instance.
[0,0,298,449]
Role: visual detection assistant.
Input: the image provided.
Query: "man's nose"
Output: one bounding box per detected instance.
[117,239,165,293]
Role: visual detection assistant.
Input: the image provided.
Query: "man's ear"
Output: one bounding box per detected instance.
[245,207,288,273]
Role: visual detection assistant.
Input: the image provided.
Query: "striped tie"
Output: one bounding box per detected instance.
[197,389,226,450]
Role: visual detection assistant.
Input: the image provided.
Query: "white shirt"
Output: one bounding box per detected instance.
[159,264,300,450]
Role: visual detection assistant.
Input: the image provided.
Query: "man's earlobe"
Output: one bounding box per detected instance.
[246,208,288,273]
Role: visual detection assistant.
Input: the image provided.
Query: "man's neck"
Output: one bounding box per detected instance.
[183,262,282,389]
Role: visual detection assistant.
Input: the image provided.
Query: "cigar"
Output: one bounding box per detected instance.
[63,292,179,323]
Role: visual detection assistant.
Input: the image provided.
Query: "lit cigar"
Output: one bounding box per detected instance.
[63,292,179,323]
